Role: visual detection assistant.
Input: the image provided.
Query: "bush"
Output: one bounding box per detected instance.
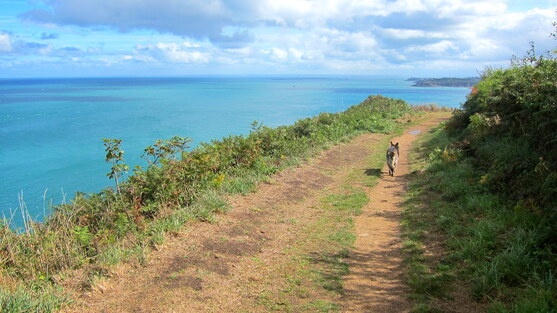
[454,50,557,222]
[415,49,557,312]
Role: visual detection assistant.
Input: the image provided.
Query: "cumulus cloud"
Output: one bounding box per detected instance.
[11,0,557,75]
[19,0,513,48]
[135,42,211,63]
[0,31,50,55]
[20,0,258,48]
[381,29,446,40]
[407,40,458,54]
[0,33,12,52]
[0,31,101,61]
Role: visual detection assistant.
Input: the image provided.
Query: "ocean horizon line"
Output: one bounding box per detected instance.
[1,76,470,224]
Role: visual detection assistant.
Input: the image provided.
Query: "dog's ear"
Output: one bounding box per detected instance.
[395,142,399,147]
[390,141,394,146]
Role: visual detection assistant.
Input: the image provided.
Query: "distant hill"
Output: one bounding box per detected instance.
[408,77,480,87]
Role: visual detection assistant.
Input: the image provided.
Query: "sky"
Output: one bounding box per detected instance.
[0,0,555,78]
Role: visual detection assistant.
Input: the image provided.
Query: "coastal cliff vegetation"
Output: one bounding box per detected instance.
[409,77,481,87]
[3,45,555,312]
[0,95,416,311]
[403,48,557,312]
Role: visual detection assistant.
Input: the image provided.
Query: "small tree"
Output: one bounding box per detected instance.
[102,138,128,194]
[142,136,191,165]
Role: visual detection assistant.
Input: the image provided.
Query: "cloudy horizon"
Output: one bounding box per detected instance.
[0,0,555,78]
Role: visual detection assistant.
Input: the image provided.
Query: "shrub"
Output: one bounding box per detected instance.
[415,48,557,311]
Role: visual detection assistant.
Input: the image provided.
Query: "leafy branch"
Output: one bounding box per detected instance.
[102,138,129,194]
[142,136,191,165]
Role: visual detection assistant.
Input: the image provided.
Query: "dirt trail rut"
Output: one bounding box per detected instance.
[342,117,447,313]
[64,116,448,313]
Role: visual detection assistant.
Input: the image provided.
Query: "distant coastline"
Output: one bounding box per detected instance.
[407,77,480,87]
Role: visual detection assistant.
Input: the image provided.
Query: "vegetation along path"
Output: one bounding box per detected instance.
[341,116,448,313]
[64,113,449,312]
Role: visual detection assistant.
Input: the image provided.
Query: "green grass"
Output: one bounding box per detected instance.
[301,300,340,312]
[313,189,368,291]
[254,175,376,312]
[401,124,468,310]
[310,249,351,295]
[254,116,425,312]
[403,120,557,312]
[0,95,422,311]
[0,284,69,313]
[322,189,367,215]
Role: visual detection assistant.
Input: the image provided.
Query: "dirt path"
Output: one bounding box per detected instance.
[341,117,448,313]
[63,115,448,313]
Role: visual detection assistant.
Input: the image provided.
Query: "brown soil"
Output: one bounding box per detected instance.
[62,115,450,313]
[341,117,447,313]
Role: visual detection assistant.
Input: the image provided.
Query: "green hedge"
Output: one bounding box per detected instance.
[428,51,557,311]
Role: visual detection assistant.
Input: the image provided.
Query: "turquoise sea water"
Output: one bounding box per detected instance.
[1,76,469,225]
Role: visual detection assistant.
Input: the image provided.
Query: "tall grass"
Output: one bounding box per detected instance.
[403,51,557,312]
[1,95,414,311]
[0,284,68,313]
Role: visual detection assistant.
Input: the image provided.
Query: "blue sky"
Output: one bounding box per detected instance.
[0,0,555,77]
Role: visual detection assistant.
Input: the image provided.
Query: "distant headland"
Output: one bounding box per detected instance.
[407,77,480,87]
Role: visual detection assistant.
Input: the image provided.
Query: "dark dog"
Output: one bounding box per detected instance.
[386,142,399,177]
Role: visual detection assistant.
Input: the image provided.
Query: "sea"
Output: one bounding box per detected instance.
[0,76,470,226]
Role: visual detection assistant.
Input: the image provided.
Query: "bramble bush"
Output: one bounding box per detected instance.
[452,48,557,220]
[419,48,557,311]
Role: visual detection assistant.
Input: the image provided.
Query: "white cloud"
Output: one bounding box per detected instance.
[452,7,555,61]
[122,54,156,63]
[21,0,258,47]
[409,40,458,53]
[320,29,378,53]
[0,32,54,56]
[465,39,506,59]
[432,0,507,18]
[288,48,305,60]
[0,33,12,52]
[8,0,557,76]
[135,42,211,63]
[182,41,201,48]
[223,46,255,57]
[270,48,288,60]
[381,29,447,40]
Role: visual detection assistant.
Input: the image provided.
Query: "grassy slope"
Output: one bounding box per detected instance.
[249,112,447,312]
[402,54,557,313]
[0,95,426,312]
